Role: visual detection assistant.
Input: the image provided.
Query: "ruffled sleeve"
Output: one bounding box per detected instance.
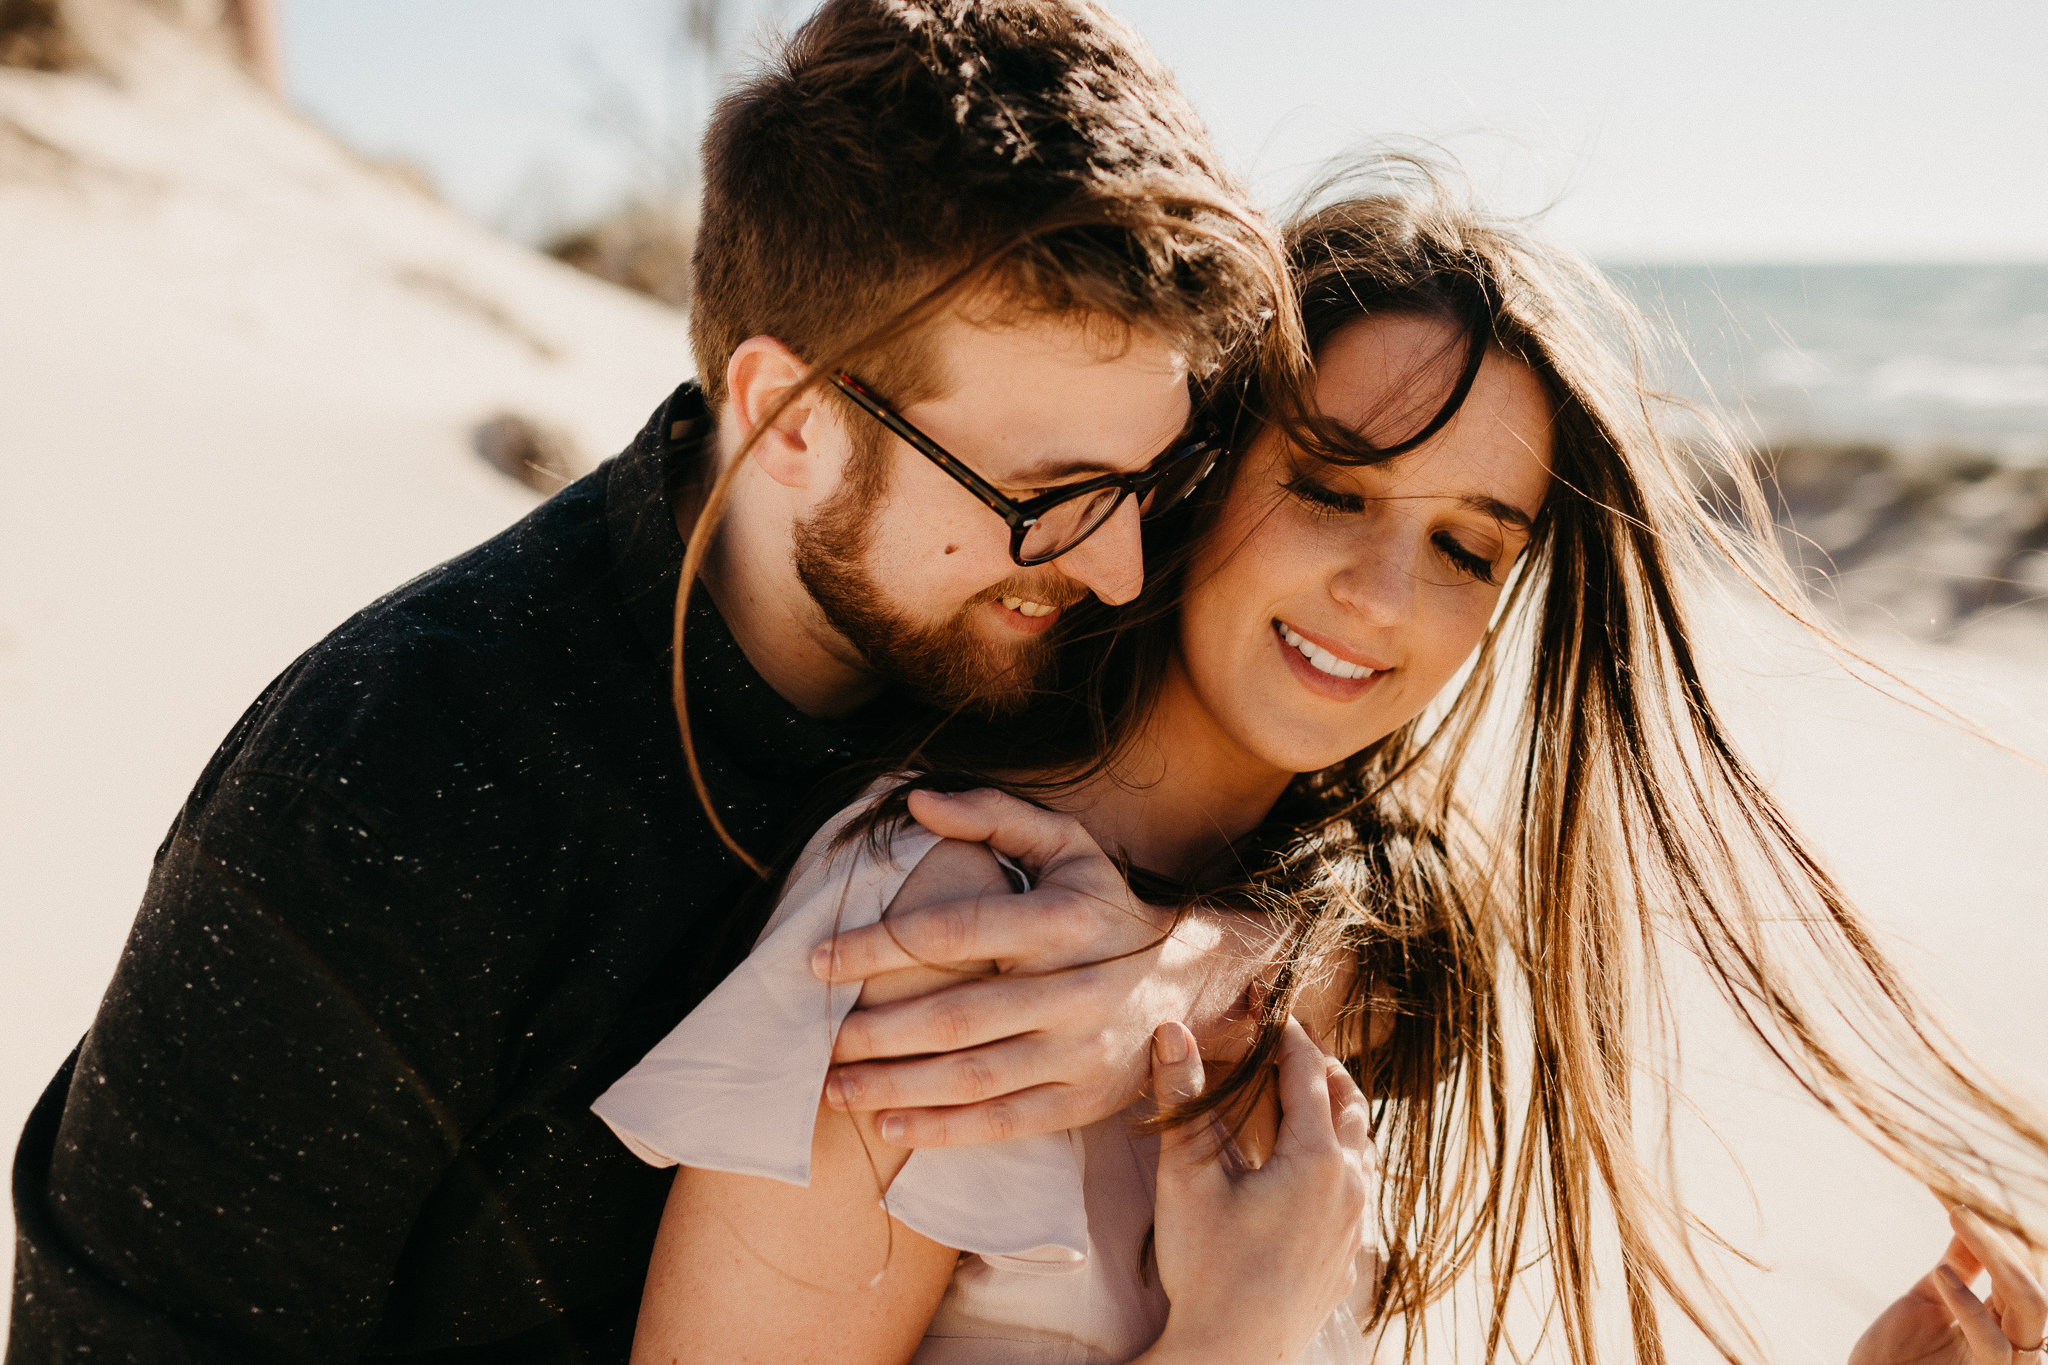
[591,784,1090,1267]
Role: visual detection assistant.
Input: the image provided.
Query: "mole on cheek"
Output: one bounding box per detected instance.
[944,544,959,555]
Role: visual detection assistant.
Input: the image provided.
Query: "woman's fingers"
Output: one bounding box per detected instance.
[1323,1052,1378,1187]
[1151,1021,1205,1107]
[1933,1264,2024,1362]
[1153,1023,1230,1195]
[1941,1232,1988,1286]
[1952,1206,2040,1293]
[1951,1207,2047,1353]
[1324,1052,1371,1153]
[1270,1018,1340,1158]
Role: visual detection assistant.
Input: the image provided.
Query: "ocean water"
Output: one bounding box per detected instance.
[1607,264,2048,464]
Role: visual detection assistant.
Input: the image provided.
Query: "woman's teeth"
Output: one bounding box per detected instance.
[1000,596,1056,618]
[1278,622,1375,680]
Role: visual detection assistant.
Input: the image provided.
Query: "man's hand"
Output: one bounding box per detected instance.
[808,788,1250,1147]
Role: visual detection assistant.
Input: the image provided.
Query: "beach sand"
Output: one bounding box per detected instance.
[2,14,2044,1357]
[1652,628,2048,1362]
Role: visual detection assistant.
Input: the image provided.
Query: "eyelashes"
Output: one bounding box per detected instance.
[1285,477,1364,516]
[1282,477,1498,585]
[1429,531,1496,584]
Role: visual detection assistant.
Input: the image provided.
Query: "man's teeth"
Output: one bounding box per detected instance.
[1278,623,1375,680]
[1000,596,1056,618]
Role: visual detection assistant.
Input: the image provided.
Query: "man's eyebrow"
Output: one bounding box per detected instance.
[1002,456,1126,484]
[1460,494,1535,532]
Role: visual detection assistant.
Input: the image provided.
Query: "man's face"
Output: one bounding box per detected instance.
[794,311,1192,714]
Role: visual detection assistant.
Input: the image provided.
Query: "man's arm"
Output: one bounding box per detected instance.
[10,766,511,1361]
[810,789,1251,1148]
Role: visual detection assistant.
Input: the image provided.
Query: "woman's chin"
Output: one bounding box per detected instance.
[1238,727,1378,780]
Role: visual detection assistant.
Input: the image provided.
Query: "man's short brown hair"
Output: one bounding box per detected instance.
[691,0,1283,409]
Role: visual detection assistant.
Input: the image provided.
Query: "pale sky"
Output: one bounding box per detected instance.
[282,0,2048,262]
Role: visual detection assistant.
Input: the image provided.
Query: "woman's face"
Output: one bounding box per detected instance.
[1174,313,1555,778]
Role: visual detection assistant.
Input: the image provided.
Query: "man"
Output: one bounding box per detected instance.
[8,2,1280,1359]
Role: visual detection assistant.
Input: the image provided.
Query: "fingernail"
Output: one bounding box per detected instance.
[810,943,837,979]
[919,789,955,801]
[824,1074,846,1108]
[1153,1022,1189,1064]
[880,1115,906,1144]
[1937,1264,1964,1291]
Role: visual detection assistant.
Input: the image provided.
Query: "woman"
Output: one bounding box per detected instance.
[602,175,2048,1364]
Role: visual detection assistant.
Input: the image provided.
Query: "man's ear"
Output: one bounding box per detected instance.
[724,335,831,491]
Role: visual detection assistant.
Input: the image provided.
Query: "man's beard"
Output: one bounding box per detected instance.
[793,479,1066,717]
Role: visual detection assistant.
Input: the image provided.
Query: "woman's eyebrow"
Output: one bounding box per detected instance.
[1460,493,1534,531]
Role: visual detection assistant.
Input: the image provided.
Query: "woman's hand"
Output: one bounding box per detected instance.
[1137,1017,1376,1365]
[1850,1206,2046,1365]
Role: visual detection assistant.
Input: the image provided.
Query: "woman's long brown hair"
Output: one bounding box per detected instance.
[683,155,2048,1361]
[1141,164,2048,1364]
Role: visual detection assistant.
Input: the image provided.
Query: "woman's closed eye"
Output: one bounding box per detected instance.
[1284,476,1365,518]
[1430,530,1496,584]
[1286,476,1500,584]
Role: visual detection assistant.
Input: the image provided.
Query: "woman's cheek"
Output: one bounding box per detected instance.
[1410,591,1496,697]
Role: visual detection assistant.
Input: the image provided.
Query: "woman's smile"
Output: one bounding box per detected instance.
[1164,313,1554,782]
[1270,618,1388,701]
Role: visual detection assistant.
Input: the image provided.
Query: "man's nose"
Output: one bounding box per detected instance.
[1055,496,1145,606]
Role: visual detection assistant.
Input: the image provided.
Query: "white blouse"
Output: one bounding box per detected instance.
[593,785,1378,1365]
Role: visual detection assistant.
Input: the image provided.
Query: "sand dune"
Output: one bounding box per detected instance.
[2,9,2043,1357]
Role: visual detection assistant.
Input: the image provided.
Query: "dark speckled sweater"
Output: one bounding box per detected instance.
[8,382,919,1364]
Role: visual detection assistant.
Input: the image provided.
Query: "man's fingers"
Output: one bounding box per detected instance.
[904,788,1110,879]
[1933,1264,2022,1362]
[812,889,1137,983]
[1270,1017,1340,1158]
[826,1032,1068,1113]
[864,1083,1091,1148]
[831,971,1088,1063]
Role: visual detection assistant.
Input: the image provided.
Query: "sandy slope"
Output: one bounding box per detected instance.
[2,13,2044,1358]
[0,9,694,1325]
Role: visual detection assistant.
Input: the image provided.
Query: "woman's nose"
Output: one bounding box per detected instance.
[1328,538,1420,629]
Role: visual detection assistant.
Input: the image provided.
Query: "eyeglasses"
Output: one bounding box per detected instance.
[829,373,1224,567]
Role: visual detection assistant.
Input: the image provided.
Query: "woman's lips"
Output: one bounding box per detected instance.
[1272,619,1386,701]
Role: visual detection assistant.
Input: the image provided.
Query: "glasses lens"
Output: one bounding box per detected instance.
[1019,485,1125,564]
[1138,439,1218,519]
